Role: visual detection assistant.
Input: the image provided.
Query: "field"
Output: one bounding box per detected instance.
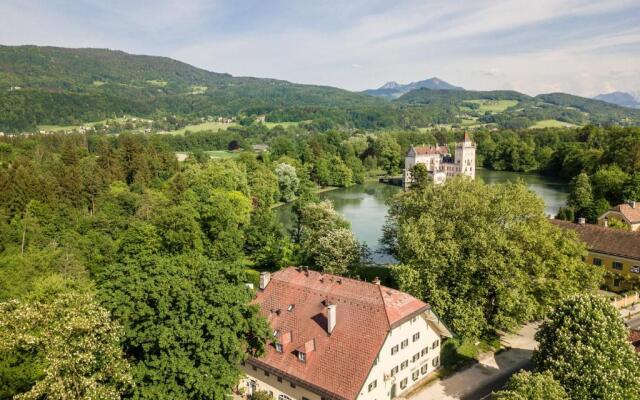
[204,150,240,158]
[464,99,519,113]
[530,119,578,129]
[262,121,301,129]
[163,121,237,135]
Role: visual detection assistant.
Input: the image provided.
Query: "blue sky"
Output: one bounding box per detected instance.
[1,0,639,96]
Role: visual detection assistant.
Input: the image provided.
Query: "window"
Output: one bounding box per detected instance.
[390,366,399,376]
[632,266,640,274]
[373,355,379,366]
[252,366,257,371]
[401,339,409,349]
[412,332,420,342]
[400,360,408,370]
[400,378,408,389]
[298,352,306,362]
[421,347,429,356]
[391,345,399,355]
[412,370,419,381]
[593,258,602,266]
[302,397,310,400]
[614,277,622,287]
[368,380,377,392]
[431,340,439,350]
[290,382,296,388]
[432,356,440,367]
[412,353,419,362]
[277,376,282,383]
[264,371,270,377]
[421,365,428,374]
[279,395,292,400]
[613,261,623,270]
[275,343,283,353]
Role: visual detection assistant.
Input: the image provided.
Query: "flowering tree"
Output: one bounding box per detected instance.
[275,163,299,203]
[534,294,640,400]
[493,371,568,400]
[0,292,132,400]
[310,228,361,275]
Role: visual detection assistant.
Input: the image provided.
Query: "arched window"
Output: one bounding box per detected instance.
[278,394,292,400]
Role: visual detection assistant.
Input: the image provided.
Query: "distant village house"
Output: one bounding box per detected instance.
[598,201,640,231]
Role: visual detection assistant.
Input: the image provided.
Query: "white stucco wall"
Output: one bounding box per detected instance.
[355,313,443,400]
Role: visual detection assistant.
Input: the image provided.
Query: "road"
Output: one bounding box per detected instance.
[407,323,539,400]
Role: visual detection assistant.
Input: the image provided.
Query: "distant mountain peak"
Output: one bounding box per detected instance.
[380,81,400,89]
[594,91,640,109]
[365,77,463,99]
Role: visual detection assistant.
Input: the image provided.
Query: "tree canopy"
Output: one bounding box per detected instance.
[384,178,602,337]
[533,294,640,400]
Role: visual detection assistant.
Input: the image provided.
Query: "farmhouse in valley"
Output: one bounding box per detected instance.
[403,133,475,189]
[240,267,451,400]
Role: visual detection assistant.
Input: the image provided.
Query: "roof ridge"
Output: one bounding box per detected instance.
[377,283,392,330]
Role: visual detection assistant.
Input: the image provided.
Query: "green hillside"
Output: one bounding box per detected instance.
[0,46,388,132]
[1,45,640,132]
[395,88,640,129]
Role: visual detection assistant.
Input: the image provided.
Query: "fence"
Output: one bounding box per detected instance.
[611,292,639,309]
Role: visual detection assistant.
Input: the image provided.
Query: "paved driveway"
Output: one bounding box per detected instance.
[407,323,539,400]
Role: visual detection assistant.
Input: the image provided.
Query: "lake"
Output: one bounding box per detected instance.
[277,169,569,264]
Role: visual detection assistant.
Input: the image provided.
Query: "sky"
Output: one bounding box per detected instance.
[1,0,640,97]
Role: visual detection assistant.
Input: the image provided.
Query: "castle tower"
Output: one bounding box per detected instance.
[454,133,476,179]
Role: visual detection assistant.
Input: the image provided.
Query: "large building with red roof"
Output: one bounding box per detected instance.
[403,133,475,189]
[240,267,451,400]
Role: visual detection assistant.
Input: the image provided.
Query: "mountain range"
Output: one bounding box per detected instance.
[593,91,640,109]
[363,77,463,99]
[1,45,639,132]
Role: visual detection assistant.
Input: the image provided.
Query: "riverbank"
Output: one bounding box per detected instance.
[270,186,340,209]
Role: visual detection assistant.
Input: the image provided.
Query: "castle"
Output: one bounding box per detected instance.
[403,133,476,189]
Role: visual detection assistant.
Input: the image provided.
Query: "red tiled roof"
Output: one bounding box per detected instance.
[550,219,640,261]
[248,267,429,400]
[603,203,640,224]
[412,145,449,156]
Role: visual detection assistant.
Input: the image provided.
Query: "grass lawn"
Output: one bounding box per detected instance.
[204,150,240,159]
[530,119,578,129]
[163,121,238,135]
[262,121,301,129]
[465,99,519,113]
[440,336,502,375]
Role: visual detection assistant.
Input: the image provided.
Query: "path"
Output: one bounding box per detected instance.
[407,323,539,400]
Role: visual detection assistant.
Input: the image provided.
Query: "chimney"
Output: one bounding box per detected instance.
[327,304,336,334]
[603,217,609,228]
[631,201,637,209]
[373,277,381,285]
[259,272,271,290]
[578,217,586,225]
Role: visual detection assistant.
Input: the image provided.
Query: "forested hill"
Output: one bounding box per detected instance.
[396,88,640,128]
[0,45,386,132]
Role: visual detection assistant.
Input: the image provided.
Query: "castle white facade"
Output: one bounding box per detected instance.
[403,133,476,189]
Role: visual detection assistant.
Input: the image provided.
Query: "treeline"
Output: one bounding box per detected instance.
[474,125,640,220]
[0,131,386,399]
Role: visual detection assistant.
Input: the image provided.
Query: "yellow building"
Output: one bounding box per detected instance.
[552,219,640,292]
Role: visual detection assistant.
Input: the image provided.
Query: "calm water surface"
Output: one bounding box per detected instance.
[277,170,569,264]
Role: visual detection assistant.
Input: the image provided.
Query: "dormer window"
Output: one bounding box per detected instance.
[287,304,295,311]
[275,343,283,353]
[298,351,306,362]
